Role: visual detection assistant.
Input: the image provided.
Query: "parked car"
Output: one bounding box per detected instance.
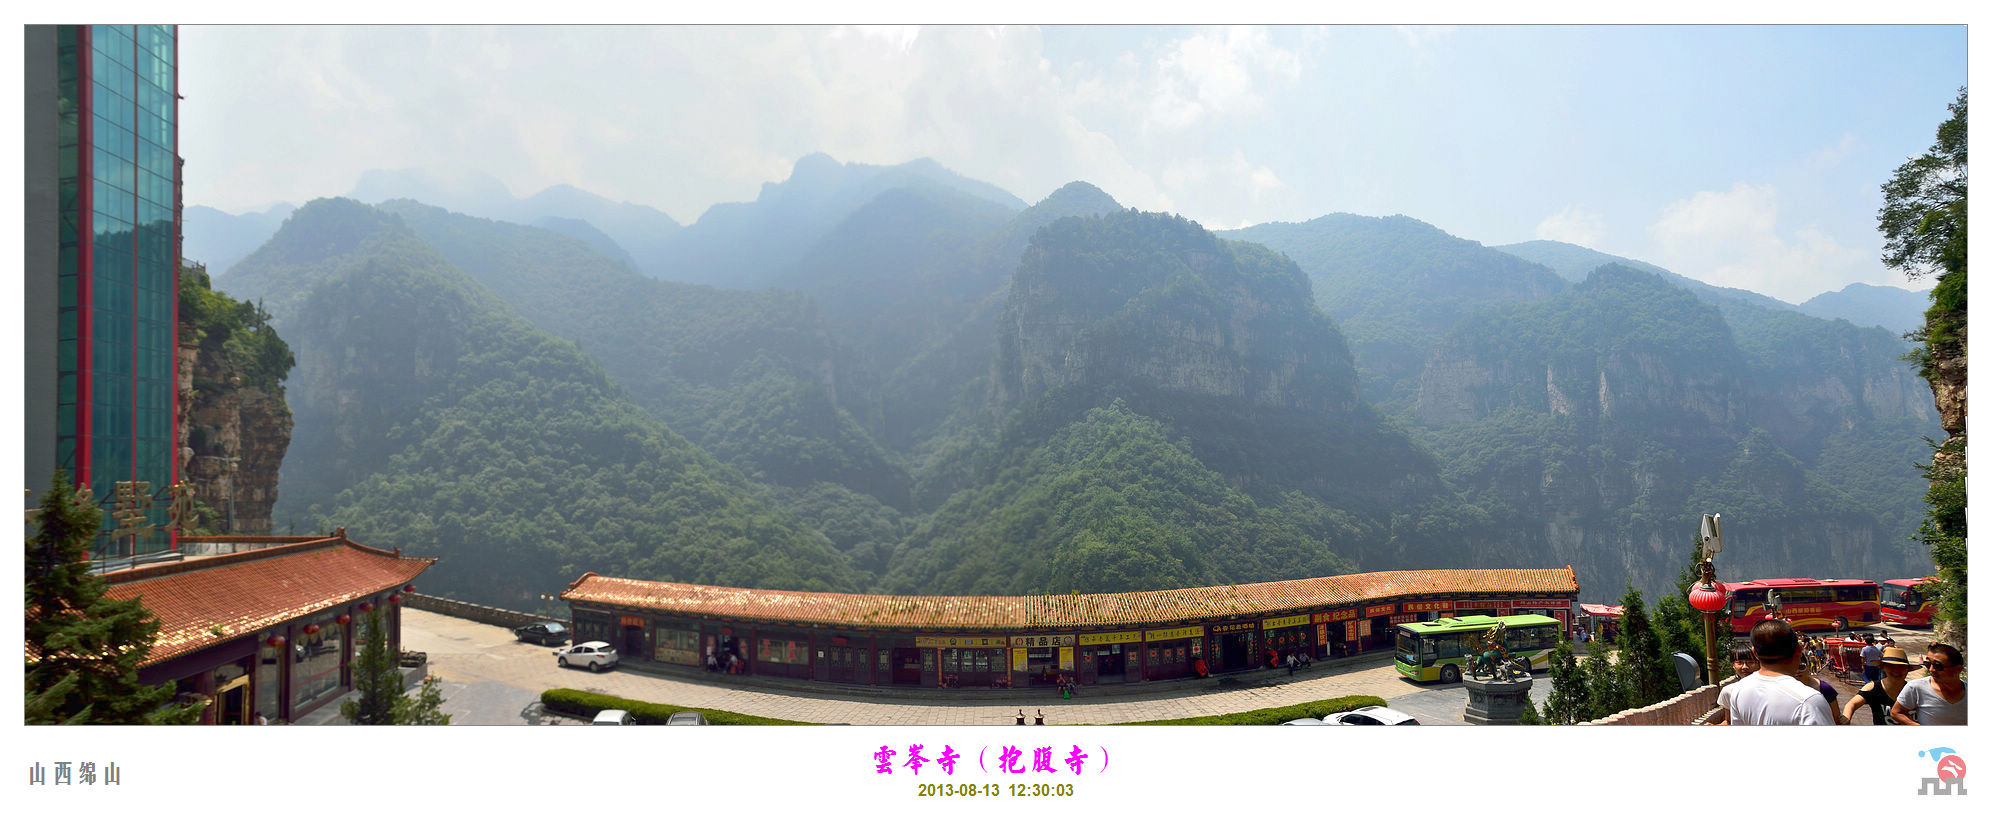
[513,621,570,646]
[555,641,620,672]
[1322,705,1420,725]
[1279,717,1327,725]
[665,711,708,726]
[591,709,633,725]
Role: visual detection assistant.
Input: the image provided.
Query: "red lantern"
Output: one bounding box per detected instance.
[388,594,402,604]
[336,614,351,626]
[303,623,321,635]
[358,601,374,612]
[1688,580,1731,614]
[266,635,286,647]
[403,584,417,593]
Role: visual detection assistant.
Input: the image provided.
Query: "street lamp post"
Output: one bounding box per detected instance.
[1687,514,1732,687]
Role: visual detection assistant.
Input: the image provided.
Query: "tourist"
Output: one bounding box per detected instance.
[1714,619,1833,725]
[1844,646,1914,724]
[1792,653,1848,725]
[1891,644,1967,726]
[1859,634,1884,684]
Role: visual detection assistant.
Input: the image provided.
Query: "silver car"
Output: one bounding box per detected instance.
[665,711,708,726]
[555,640,620,672]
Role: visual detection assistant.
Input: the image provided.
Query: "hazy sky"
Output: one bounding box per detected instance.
[179,24,1965,303]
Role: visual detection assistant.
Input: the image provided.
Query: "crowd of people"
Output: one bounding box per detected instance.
[1712,618,1966,726]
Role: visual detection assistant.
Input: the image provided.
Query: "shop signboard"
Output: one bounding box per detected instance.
[914,635,1008,648]
[1262,614,1309,630]
[1145,626,1203,642]
[1210,622,1258,636]
[1058,646,1074,670]
[1365,603,1396,617]
[1388,613,1418,625]
[1314,608,1361,623]
[1012,648,1029,672]
[1080,631,1143,646]
[1509,599,1568,609]
[1402,601,1452,613]
[1009,634,1076,648]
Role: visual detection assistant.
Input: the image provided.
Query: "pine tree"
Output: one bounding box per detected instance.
[1516,697,1545,725]
[1542,638,1590,725]
[394,675,453,725]
[25,470,203,724]
[340,607,401,725]
[1616,586,1678,706]
[1580,646,1626,721]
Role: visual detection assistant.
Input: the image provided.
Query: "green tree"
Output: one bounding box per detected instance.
[340,607,400,725]
[1654,537,1725,684]
[1516,696,1544,725]
[25,470,204,725]
[1616,587,1678,706]
[1579,648,1626,721]
[1541,638,1590,725]
[1880,88,1967,648]
[394,675,452,725]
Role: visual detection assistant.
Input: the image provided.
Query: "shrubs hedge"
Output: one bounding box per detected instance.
[1111,694,1389,725]
[539,688,817,726]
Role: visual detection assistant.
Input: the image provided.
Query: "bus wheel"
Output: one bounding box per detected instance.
[1440,665,1461,684]
[1833,618,1849,631]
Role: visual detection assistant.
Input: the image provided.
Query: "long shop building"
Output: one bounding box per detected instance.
[100,532,435,724]
[561,567,1578,690]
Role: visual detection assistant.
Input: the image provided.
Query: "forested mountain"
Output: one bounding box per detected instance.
[1797,282,1933,335]
[1416,265,1936,591]
[1222,215,1567,408]
[373,200,911,514]
[214,198,866,605]
[184,202,296,276]
[194,155,1938,607]
[656,154,1028,288]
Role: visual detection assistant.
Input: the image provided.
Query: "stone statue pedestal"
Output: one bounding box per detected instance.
[1462,674,1534,725]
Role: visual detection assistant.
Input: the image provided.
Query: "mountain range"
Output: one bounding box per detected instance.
[202,155,1941,609]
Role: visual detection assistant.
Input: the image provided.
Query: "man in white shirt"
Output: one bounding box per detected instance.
[1715,619,1834,726]
[1892,643,1967,726]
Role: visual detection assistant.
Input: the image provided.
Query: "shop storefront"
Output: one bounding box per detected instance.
[818,634,871,684]
[1211,621,1259,671]
[756,631,814,679]
[1314,607,1360,657]
[1011,634,1074,688]
[1143,626,1203,680]
[1078,631,1143,685]
[1263,614,1311,661]
[652,621,702,667]
[918,635,1007,688]
[1362,603,1397,651]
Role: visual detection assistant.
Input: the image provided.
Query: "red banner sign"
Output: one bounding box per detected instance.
[1402,601,1452,613]
[1365,604,1396,617]
[1314,608,1361,623]
[1508,599,1568,609]
[1388,613,1418,625]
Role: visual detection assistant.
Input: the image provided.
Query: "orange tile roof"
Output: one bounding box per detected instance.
[102,536,436,667]
[564,567,1579,632]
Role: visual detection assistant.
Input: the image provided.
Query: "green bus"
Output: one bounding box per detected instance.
[1394,614,1563,683]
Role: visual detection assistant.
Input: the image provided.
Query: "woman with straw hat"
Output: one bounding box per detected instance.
[1843,645,1916,724]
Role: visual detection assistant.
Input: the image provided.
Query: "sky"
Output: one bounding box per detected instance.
[177,24,1966,304]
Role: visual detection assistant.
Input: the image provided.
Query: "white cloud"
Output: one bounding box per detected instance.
[1392,25,1458,52]
[1646,182,1871,303]
[1803,132,1862,170]
[1534,206,1606,247]
[1143,26,1303,132]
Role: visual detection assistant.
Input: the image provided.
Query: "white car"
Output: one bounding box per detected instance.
[1280,717,1327,725]
[591,709,633,725]
[1322,705,1420,725]
[555,640,620,672]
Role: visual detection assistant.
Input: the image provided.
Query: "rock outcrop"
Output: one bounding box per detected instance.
[176,323,293,535]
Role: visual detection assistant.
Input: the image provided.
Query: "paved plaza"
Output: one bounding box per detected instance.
[390,608,1544,726]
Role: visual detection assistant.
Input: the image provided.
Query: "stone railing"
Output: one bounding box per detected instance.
[403,592,560,631]
[1582,676,1734,726]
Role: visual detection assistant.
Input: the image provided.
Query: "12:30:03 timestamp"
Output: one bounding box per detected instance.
[914,783,1076,798]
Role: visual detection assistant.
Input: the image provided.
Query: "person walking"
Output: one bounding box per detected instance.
[1844,645,1915,724]
[1892,644,1967,726]
[1714,619,1834,725]
[1858,634,1884,685]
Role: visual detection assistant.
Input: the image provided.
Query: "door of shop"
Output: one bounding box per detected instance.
[892,648,924,685]
[622,624,646,659]
[941,649,999,688]
[825,645,864,683]
[217,674,250,725]
[1219,633,1251,670]
[1086,645,1127,684]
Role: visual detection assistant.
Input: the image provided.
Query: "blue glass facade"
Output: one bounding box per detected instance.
[54,25,178,559]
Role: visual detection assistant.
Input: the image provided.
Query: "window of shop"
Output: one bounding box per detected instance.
[654,626,700,666]
[1026,647,1058,685]
[758,637,807,665]
[290,616,344,709]
[257,636,281,721]
[573,610,613,643]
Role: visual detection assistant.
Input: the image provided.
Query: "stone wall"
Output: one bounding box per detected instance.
[403,592,557,631]
[1582,676,1733,726]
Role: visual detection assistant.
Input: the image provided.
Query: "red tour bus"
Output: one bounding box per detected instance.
[1726,578,1881,633]
[1879,576,1939,626]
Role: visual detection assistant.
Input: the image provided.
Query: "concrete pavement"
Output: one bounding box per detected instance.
[394,608,1542,726]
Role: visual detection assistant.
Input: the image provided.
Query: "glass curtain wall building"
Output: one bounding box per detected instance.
[32,25,181,561]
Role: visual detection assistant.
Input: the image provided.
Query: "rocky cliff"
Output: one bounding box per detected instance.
[176,265,295,535]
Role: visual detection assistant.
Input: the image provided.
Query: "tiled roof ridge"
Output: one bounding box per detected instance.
[101,535,348,585]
